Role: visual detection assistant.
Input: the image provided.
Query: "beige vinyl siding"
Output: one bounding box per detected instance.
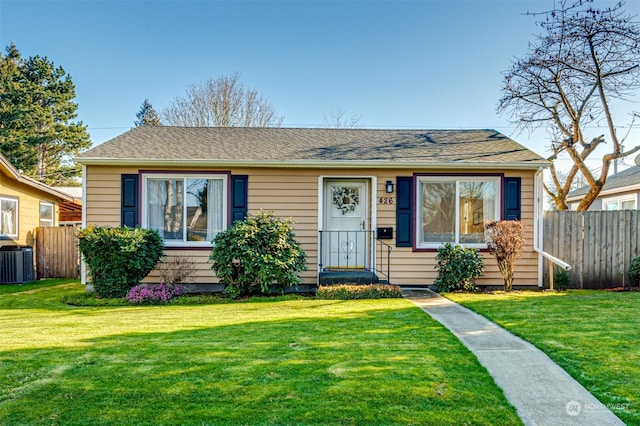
[146,250,216,283]
[84,165,540,287]
[84,166,135,227]
[244,169,319,284]
[374,169,538,287]
[0,173,60,247]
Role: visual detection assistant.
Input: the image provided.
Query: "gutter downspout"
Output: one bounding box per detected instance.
[533,167,571,288]
[80,164,90,292]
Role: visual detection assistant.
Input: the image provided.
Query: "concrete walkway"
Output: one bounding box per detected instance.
[403,289,624,426]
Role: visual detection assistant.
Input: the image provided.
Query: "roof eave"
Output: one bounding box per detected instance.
[0,156,73,201]
[567,182,640,202]
[19,175,74,201]
[75,158,550,170]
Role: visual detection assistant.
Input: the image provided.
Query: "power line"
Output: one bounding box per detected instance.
[85,123,640,131]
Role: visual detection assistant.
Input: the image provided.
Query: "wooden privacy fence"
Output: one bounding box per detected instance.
[543,210,640,289]
[36,226,79,279]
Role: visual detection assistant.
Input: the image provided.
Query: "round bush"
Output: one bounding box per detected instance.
[209,211,307,298]
[434,243,484,292]
[78,226,164,298]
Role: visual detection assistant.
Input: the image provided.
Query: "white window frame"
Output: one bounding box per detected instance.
[39,202,55,227]
[416,175,501,249]
[601,195,636,211]
[0,196,18,238]
[141,173,228,247]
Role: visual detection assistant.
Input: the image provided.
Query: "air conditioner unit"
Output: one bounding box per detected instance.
[0,247,35,284]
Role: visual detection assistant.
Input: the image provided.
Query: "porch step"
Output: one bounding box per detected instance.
[319,270,379,285]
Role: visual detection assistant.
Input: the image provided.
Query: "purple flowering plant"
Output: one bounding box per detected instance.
[126,284,183,305]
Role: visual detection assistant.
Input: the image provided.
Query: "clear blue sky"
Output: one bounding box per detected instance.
[1,0,638,170]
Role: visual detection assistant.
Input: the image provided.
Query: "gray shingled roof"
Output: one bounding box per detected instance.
[567,165,640,198]
[76,127,547,168]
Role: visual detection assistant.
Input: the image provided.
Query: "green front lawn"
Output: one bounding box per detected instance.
[446,290,640,425]
[0,280,520,425]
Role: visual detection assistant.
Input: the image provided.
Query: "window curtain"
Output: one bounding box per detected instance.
[148,180,166,238]
[207,178,224,241]
[482,182,496,225]
[1,200,16,236]
[1,211,13,235]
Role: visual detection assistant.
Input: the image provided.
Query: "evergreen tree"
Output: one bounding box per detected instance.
[0,43,90,185]
[134,98,162,127]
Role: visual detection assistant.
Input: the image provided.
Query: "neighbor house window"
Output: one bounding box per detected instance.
[142,174,227,246]
[603,196,636,211]
[0,197,18,237]
[605,202,618,211]
[39,202,54,227]
[417,176,500,248]
[622,200,636,210]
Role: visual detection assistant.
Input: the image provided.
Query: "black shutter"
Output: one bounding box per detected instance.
[503,177,521,220]
[396,176,414,247]
[121,174,139,227]
[230,175,248,223]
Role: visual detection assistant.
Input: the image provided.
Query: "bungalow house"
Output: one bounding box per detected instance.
[75,127,549,290]
[567,165,640,211]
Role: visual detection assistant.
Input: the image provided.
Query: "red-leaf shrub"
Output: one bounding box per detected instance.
[485,220,526,292]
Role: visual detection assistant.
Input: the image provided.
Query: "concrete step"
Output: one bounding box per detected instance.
[319,270,379,285]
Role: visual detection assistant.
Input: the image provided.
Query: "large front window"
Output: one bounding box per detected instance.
[0,197,18,237]
[143,174,227,246]
[417,176,500,248]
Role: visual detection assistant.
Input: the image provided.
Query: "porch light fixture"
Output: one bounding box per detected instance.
[385,180,395,193]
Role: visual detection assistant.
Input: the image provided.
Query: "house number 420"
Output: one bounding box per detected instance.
[378,197,394,205]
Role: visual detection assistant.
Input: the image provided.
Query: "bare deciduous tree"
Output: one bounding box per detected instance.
[498,0,640,210]
[161,72,284,127]
[323,107,362,128]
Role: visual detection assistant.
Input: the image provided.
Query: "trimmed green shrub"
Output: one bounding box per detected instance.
[629,257,640,287]
[209,210,307,299]
[77,226,164,298]
[434,243,484,292]
[316,284,403,300]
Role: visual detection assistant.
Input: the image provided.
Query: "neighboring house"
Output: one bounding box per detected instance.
[53,186,83,226]
[0,153,73,247]
[567,166,640,211]
[0,153,75,283]
[75,127,549,289]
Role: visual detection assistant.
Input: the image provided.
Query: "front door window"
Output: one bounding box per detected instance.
[324,180,369,269]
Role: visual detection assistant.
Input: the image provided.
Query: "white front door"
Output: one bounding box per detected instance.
[323,179,370,269]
